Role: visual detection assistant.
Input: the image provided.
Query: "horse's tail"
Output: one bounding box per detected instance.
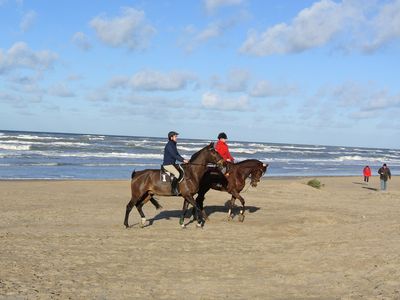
[131,170,136,179]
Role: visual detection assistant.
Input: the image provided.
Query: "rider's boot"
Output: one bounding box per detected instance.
[171,178,180,196]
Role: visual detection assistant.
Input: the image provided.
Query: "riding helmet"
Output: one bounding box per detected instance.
[168,131,179,139]
[218,132,228,139]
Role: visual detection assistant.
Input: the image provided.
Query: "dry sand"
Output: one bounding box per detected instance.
[1,176,400,299]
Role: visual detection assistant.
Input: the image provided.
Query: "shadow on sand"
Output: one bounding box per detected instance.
[362,187,379,191]
[353,182,378,191]
[142,204,261,227]
[352,182,367,185]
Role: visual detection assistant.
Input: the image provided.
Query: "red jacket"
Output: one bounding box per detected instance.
[215,140,234,162]
[363,166,371,177]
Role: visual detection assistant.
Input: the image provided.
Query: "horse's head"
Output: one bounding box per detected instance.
[208,142,225,168]
[249,162,268,187]
[190,142,225,168]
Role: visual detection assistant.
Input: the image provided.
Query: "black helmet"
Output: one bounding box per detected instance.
[168,131,179,139]
[218,132,227,139]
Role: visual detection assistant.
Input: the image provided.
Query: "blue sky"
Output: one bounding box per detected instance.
[1,0,400,148]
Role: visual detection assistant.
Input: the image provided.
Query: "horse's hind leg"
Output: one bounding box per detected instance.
[136,194,152,228]
[179,200,190,228]
[185,195,206,227]
[136,201,147,228]
[149,197,163,210]
[194,186,209,221]
[124,198,136,228]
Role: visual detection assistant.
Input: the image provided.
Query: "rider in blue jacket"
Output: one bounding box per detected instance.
[163,131,188,195]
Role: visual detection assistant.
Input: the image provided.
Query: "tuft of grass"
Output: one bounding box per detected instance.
[307,178,322,189]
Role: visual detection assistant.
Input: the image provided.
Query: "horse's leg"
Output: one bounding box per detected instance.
[227,195,236,221]
[231,191,246,222]
[149,197,163,210]
[184,195,207,228]
[179,200,190,228]
[136,201,147,228]
[136,194,152,228]
[194,186,209,221]
[124,197,137,228]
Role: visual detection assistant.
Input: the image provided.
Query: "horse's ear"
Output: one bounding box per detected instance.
[209,142,214,149]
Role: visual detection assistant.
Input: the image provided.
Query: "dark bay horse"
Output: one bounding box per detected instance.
[124,143,224,228]
[191,159,268,222]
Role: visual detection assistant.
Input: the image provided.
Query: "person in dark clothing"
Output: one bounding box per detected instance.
[163,131,188,195]
[378,163,391,191]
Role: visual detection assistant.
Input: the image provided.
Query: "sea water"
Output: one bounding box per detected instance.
[0,130,399,179]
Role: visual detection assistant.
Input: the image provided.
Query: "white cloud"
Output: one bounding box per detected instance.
[0,42,58,73]
[240,0,361,55]
[48,83,76,98]
[0,91,18,103]
[362,92,400,112]
[66,74,84,81]
[303,82,400,123]
[363,0,400,52]
[108,76,130,89]
[72,32,92,51]
[204,0,244,14]
[20,10,37,32]
[89,7,156,50]
[131,70,196,91]
[211,69,250,92]
[107,70,196,91]
[249,80,297,97]
[181,12,247,52]
[201,91,250,110]
[122,94,185,108]
[181,22,227,52]
[87,88,110,102]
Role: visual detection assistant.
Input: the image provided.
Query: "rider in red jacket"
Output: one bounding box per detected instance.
[215,132,234,162]
[215,133,234,178]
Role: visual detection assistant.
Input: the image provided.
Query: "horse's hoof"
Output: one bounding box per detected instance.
[140,218,146,228]
[238,214,245,222]
[227,215,233,221]
[181,224,186,229]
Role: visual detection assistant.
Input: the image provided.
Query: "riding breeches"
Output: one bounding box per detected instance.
[163,165,180,179]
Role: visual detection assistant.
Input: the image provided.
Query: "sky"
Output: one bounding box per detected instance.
[0,0,400,149]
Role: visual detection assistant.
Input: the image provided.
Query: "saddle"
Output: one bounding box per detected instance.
[160,165,184,183]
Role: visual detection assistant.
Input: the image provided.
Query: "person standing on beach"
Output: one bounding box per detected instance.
[378,163,391,191]
[363,165,371,183]
[163,131,188,195]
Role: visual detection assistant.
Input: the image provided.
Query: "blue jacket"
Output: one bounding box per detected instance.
[163,140,184,165]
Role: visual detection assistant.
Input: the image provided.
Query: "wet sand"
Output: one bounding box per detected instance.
[1,176,399,299]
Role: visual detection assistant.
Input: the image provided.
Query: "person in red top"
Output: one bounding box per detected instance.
[215,132,234,177]
[215,132,234,162]
[363,165,371,183]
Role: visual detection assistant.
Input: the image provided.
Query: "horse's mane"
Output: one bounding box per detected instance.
[235,159,261,165]
[189,145,206,162]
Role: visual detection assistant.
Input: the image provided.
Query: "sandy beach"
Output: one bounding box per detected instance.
[1,176,399,299]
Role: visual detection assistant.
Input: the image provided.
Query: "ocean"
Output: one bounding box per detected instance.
[0,130,399,180]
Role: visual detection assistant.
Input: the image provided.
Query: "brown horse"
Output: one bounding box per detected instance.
[124,143,224,228]
[191,159,268,222]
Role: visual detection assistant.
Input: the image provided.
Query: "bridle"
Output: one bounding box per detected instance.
[249,163,267,187]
